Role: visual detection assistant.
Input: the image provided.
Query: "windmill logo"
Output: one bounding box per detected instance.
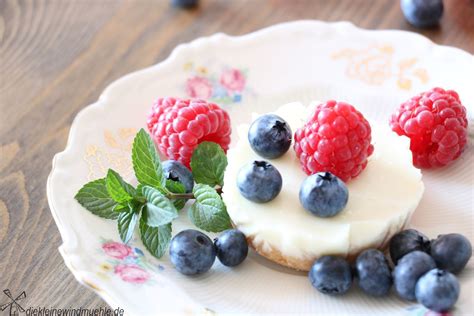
[0,289,26,316]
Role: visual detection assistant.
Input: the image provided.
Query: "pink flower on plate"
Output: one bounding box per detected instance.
[220,68,246,93]
[114,264,150,284]
[102,242,132,260]
[186,76,213,99]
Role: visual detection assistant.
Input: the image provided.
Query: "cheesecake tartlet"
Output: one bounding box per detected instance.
[222,102,425,271]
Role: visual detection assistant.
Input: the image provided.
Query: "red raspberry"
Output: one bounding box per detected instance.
[147,97,231,168]
[389,87,468,169]
[294,101,374,182]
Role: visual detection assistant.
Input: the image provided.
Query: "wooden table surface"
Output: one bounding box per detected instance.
[1,0,473,311]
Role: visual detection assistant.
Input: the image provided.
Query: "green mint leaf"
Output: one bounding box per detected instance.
[165,179,186,193]
[189,183,232,232]
[139,182,167,198]
[106,169,136,204]
[117,203,141,244]
[166,179,187,210]
[139,210,172,258]
[136,183,145,197]
[132,128,166,189]
[190,142,227,186]
[142,185,178,226]
[113,204,129,213]
[74,178,119,220]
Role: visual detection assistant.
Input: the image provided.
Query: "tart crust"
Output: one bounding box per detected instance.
[244,212,411,271]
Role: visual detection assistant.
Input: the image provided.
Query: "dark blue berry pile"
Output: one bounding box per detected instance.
[309,229,471,313]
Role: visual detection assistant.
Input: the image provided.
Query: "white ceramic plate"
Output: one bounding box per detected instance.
[47,21,474,315]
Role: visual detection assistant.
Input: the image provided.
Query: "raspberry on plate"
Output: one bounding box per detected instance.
[147,97,231,167]
[294,100,374,182]
[389,87,468,169]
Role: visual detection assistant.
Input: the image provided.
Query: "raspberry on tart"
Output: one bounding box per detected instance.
[389,87,468,169]
[147,97,231,168]
[294,100,374,182]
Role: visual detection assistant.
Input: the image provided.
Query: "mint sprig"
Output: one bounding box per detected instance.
[106,169,136,204]
[139,213,172,259]
[189,184,232,232]
[75,178,119,219]
[190,141,227,186]
[74,128,231,259]
[142,186,178,226]
[117,204,140,244]
[132,129,166,189]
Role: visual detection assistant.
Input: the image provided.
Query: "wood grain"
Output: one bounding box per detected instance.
[1,0,473,311]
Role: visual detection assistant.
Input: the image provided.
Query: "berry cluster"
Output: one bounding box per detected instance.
[147,97,231,168]
[239,112,350,217]
[239,101,372,218]
[309,229,471,313]
[390,87,468,168]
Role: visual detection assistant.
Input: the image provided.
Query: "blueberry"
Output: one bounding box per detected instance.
[171,0,198,8]
[393,250,436,300]
[415,269,460,312]
[237,160,282,203]
[355,249,392,297]
[248,114,292,159]
[214,229,248,267]
[401,0,443,28]
[299,172,348,218]
[162,160,194,193]
[389,229,431,264]
[309,256,352,295]
[430,233,472,274]
[169,229,216,275]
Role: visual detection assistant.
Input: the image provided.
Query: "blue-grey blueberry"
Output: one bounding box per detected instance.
[415,269,459,312]
[214,229,248,267]
[389,229,431,264]
[355,249,392,296]
[401,0,443,28]
[169,229,216,275]
[299,172,348,218]
[237,160,282,203]
[393,250,436,300]
[248,114,292,159]
[309,255,352,295]
[430,233,472,274]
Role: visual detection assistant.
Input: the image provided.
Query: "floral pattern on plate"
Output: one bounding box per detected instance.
[331,44,429,90]
[97,239,164,285]
[84,128,136,181]
[183,62,248,104]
